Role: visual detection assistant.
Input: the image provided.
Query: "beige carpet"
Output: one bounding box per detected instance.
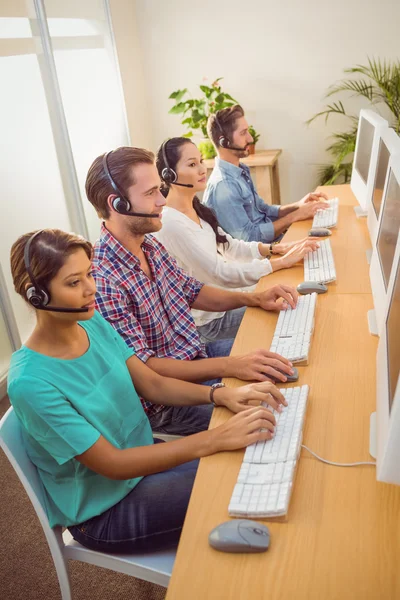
[0,395,167,600]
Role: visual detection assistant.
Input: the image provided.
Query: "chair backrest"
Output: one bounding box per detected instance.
[0,407,67,564]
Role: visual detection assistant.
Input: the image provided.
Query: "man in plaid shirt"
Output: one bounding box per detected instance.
[86,147,298,436]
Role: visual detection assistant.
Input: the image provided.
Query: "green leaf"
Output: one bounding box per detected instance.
[327,79,375,101]
[168,102,187,115]
[168,88,188,101]
[200,85,213,98]
[223,93,238,103]
[182,131,193,138]
[214,93,225,104]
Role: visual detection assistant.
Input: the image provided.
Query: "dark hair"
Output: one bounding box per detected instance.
[86,147,155,219]
[207,104,245,148]
[156,137,228,245]
[10,229,92,303]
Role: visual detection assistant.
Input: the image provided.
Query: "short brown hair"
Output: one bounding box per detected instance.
[10,229,92,303]
[85,147,155,219]
[207,105,245,147]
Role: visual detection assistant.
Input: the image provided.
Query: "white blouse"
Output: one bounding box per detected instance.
[154,207,273,327]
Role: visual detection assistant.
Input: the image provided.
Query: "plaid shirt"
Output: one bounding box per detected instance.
[92,224,206,416]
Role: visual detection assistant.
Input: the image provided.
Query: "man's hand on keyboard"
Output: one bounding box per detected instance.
[256,284,298,311]
[211,406,277,453]
[229,349,294,382]
[298,191,329,205]
[271,239,319,271]
[294,201,330,221]
[215,381,288,415]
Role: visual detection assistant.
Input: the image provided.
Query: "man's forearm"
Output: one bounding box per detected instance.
[193,286,261,312]
[278,203,299,217]
[146,355,231,382]
[272,207,299,237]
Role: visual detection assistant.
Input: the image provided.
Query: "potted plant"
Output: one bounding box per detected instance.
[168,78,239,159]
[307,57,400,185]
[248,125,260,155]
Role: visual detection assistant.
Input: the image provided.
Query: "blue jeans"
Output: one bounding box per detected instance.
[197,306,246,344]
[148,337,234,435]
[69,440,198,553]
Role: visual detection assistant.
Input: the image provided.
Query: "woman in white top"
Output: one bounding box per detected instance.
[155,137,319,343]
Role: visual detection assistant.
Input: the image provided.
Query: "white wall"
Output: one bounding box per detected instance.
[109,0,153,149]
[132,0,400,204]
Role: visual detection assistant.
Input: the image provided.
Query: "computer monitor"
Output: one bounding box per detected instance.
[374,240,400,483]
[366,127,400,244]
[369,156,400,335]
[351,110,388,215]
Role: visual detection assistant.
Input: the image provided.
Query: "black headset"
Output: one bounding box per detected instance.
[214,113,230,148]
[161,140,178,184]
[24,230,50,309]
[102,151,132,215]
[160,140,194,188]
[214,112,247,151]
[102,151,159,218]
[24,230,89,313]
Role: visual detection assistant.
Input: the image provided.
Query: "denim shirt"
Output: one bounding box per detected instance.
[203,157,281,243]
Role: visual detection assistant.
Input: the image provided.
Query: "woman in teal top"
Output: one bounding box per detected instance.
[8,229,285,553]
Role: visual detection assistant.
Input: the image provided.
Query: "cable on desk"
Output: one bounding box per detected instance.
[301,444,376,467]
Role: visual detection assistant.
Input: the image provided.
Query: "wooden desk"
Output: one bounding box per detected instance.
[203,149,282,205]
[166,184,400,600]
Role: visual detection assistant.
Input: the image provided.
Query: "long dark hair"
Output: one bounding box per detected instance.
[156,137,228,245]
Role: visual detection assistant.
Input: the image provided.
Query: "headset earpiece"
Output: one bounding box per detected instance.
[112,196,131,214]
[218,136,230,148]
[26,285,49,308]
[161,165,177,184]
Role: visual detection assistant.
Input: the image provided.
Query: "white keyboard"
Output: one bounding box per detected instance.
[269,294,317,363]
[228,385,309,518]
[304,239,336,284]
[312,197,339,228]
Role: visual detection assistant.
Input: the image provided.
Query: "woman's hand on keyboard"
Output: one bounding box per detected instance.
[216,381,288,415]
[256,284,298,311]
[271,237,320,256]
[229,349,294,382]
[271,240,319,271]
[211,406,277,452]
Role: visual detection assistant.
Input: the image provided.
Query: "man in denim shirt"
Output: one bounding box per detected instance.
[203,105,329,243]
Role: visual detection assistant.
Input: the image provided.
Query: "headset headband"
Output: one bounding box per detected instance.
[162,140,170,171]
[102,151,127,200]
[24,230,45,294]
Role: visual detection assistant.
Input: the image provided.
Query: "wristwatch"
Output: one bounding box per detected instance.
[210,382,225,407]
[265,244,273,259]
[270,241,280,255]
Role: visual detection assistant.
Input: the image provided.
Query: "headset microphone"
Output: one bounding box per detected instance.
[24,230,90,314]
[173,182,194,188]
[102,152,160,218]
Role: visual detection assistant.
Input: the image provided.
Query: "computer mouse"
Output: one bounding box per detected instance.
[308,228,332,237]
[209,519,270,553]
[297,281,328,295]
[270,367,299,383]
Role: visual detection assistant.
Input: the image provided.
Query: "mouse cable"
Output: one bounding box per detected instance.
[301,444,376,467]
